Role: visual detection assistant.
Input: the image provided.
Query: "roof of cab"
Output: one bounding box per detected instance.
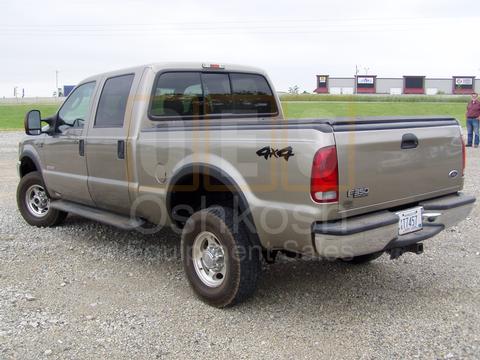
[79,62,268,84]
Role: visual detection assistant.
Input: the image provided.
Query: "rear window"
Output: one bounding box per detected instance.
[150,72,203,118]
[149,71,277,119]
[230,73,276,115]
[202,73,233,115]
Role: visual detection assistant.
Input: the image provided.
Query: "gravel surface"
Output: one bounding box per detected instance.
[0,131,479,359]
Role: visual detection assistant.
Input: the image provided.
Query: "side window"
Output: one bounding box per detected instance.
[202,73,233,115]
[230,73,278,115]
[150,72,202,118]
[94,74,134,128]
[58,82,96,129]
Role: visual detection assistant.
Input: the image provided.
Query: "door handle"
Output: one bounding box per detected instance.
[79,139,85,156]
[401,133,418,149]
[117,140,125,159]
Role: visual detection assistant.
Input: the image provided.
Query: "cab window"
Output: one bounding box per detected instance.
[202,73,233,115]
[230,73,277,115]
[150,72,202,119]
[149,71,278,120]
[58,82,96,130]
[94,74,135,128]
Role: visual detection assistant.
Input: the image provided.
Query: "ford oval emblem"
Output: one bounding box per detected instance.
[449,170,459,178]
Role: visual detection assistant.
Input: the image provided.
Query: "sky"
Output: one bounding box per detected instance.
[1,0,480,97]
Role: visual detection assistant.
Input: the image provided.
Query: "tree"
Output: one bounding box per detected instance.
[288,85,300,95]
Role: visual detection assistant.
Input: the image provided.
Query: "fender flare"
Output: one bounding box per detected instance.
[166,163,262,248]
[19,149,42,178]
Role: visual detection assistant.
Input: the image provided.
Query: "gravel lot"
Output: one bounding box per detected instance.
[0,131,479,359]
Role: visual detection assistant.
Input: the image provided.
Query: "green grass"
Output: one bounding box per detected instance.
[0,100,468,129]
[0,104,59,130]
[280,94,472,103]
[282,101,467,127]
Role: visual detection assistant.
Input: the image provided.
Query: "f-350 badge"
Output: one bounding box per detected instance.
[347,187,370,198]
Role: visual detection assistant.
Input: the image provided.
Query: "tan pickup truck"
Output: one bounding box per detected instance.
[17,62,475,307]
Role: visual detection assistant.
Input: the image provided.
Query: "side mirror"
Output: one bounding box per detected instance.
[24,110,42,136]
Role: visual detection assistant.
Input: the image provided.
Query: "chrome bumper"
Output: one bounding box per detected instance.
[313,192,476,258]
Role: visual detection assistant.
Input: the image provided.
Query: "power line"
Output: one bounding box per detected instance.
[0,15,477,28]
[0,24,470,36]
[0,16,474,37]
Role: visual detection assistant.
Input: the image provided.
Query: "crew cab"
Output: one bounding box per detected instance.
[17,62,476,307]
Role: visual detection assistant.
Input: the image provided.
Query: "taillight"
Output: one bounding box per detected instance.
[311,146,339,203]
[461,136,466,176]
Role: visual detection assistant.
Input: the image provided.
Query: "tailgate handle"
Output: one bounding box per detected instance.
[401,133,418,149]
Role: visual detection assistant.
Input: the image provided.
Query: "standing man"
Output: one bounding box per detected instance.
[466,92,480,148]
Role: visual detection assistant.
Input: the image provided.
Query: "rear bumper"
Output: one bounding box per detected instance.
[313,192,475,258]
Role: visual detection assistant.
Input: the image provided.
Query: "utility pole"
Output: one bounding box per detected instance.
[55,70,59,97]
[355,65,359,94]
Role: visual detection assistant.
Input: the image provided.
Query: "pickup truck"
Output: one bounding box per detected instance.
[17,62,476,307]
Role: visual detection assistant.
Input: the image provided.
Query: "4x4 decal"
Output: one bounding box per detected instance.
[256,146,294,161]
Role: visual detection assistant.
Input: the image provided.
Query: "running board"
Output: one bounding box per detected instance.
[50,200,144,230]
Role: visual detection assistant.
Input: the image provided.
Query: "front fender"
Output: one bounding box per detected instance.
[19,147,43,178]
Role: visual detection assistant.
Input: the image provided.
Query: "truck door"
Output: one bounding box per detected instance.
[42,81,97,206]
[84,73,136,214]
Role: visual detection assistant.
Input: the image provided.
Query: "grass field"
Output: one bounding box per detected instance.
[282,101,467,127]
[0,104,59,130]
[0,100,468,129]
[280,94,471,103]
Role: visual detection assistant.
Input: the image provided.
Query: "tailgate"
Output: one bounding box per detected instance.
[332,117,464,216]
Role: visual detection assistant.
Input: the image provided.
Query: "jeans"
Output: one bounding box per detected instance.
[467,117,480,146]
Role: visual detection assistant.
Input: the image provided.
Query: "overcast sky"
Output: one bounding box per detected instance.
[1,0,479,97]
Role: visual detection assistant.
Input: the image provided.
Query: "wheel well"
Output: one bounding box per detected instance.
[20,157,38,177]
[168,172,237,228]
[167,166,264,255]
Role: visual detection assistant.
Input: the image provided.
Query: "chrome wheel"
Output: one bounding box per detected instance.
[25,184,50,218]
[192,231,226,287]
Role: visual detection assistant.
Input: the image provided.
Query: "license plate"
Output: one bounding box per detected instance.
[396,207,423,235]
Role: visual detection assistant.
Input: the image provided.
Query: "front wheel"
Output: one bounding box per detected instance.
[181,206,261,308]
[17,171,67,227]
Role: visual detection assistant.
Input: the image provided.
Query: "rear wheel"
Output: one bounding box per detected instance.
[341,251,384,264]
[181,206,261,307]
[17,171,67,227]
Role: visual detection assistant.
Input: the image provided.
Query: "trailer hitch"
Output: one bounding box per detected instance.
[387,242,424,260]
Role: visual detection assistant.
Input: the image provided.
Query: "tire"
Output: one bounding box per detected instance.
[17,171,67,227]
[341,251,384,264]
[181,206,261,308]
